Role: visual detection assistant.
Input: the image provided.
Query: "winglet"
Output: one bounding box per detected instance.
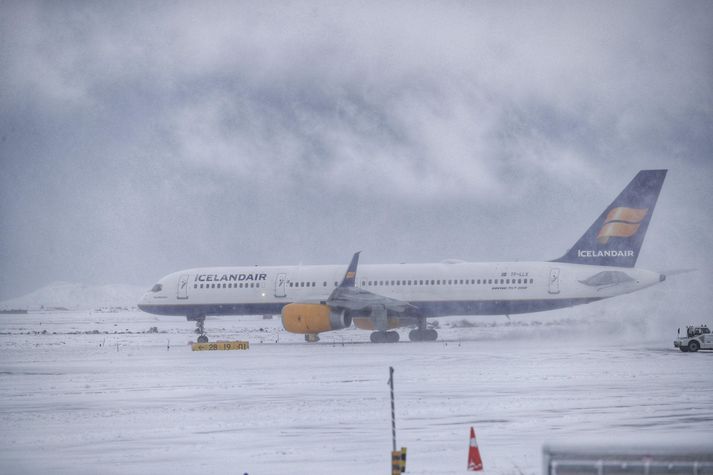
[339,252,361,288]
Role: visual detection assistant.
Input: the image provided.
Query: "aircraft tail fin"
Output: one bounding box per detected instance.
[553,169,667,268]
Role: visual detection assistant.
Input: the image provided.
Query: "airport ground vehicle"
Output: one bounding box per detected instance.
[674,324,712,352]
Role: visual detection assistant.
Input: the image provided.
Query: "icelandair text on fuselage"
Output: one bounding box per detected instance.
[195,273,268,282]
[577,250,635,258]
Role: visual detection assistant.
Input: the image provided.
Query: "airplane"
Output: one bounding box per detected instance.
[138,169,668,343]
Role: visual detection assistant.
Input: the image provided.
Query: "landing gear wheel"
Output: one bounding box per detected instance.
[408,329,438,342]
[188,315,209,343]
[370,331,400,343]
[688,340,700,352]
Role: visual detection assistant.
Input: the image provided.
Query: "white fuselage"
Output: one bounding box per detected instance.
[138,260,663,318]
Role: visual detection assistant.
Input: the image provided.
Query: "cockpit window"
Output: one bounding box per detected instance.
[150,283,163,292]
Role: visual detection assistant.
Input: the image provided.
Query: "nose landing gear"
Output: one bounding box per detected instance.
[187,314,209,343]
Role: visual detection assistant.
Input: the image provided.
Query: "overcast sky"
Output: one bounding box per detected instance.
[1,1,711,302]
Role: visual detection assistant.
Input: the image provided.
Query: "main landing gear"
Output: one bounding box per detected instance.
[408,317,438,342]
[187,314,209,343]
[370,331,400,343]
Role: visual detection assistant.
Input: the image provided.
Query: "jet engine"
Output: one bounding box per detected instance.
[281,303,352,334]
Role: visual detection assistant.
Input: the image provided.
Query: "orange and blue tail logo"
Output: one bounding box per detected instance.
[596,207,648,244]
[553,170,666,268]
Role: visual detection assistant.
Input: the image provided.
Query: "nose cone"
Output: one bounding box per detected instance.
[137,288,158,313]
[137,292,150,312]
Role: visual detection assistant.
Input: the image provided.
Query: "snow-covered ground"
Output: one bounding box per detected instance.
[1,309,711,474]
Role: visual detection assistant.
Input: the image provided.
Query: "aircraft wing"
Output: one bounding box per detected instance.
[327,252,414,313]
[328,285,413,312]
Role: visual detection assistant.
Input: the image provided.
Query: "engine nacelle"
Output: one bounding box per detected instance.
[281,303,352,334]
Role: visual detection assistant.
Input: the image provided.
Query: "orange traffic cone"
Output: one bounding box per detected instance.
[467,426,483,471]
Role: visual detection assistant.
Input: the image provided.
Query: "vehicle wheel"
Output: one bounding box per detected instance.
[680,346,689,352]
[688,340,700,352]
[425,329,438,341]
[386,331,400,343]
[197,335,209,343]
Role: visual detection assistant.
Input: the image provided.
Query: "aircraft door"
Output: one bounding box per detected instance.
[177,274,190,299]
[274,273,287,298]
[548,268,560,295]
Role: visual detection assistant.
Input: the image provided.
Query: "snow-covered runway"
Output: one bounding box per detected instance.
[1,311,711,474]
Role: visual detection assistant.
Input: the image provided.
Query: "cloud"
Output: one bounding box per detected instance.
[0,1,711,303]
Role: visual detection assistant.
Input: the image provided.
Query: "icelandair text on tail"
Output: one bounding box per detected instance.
[577,250,635,258]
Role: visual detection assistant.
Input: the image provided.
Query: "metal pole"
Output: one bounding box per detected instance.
[389,366,396,452]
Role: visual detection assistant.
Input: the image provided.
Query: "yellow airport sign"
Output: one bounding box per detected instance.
[191,341,250,351]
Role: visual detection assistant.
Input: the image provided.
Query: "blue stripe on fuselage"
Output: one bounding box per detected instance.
[138,297,601,318]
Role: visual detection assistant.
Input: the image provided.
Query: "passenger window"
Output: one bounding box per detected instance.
[323,281,327,287]
[530,278,534,284]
